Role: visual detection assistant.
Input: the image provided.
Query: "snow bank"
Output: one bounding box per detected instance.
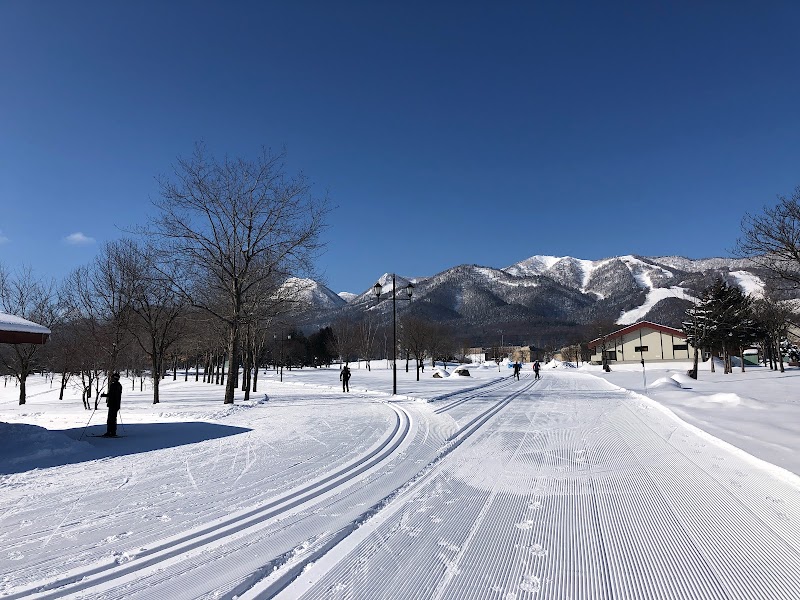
[0,422,90,472]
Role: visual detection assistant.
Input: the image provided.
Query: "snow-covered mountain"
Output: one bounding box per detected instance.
[297,255,776,347]
[284,277,347,310]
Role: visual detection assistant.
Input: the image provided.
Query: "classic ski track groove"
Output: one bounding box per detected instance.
[239,378,538,599]
[433,375,522,413]
[281,372,800,600]
[8,402,412,600]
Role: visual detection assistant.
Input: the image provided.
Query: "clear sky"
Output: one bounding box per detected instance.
[1,1,799,294]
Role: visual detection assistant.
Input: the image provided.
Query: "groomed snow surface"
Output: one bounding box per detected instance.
[1,360,799,599]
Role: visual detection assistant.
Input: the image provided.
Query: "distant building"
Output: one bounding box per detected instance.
[464,345,540,364]
[587,321,693,364]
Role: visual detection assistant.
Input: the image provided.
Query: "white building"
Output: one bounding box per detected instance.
[587,321,693,365]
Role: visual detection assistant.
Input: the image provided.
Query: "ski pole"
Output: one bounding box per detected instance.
[78,408,97,441]
[118,410,125,433]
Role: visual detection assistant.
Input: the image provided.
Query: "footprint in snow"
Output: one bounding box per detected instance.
[7,551,24,561]
[766,496,784,504]
[157,515,171,522]
[103,531,134,543]
[515,519,535,530]
[19,520,32,528]
[437,540,460,553]
[438,554,461,577]
[528,500,542,511]
[516,543,547,558]
[519,574,541,593]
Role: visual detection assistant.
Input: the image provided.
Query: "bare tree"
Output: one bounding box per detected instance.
[752,296,795,373]
[63,242,136,376]
[114,240,189,404]
[0,265,59,404]
[329,317,359,364]
[399,316,438,381]
[143,144,328,403]
[737,186,800,290]
[356,315,380,371]
[427,322,454,368]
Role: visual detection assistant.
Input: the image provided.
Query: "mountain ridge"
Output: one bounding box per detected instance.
[295,254,773,347]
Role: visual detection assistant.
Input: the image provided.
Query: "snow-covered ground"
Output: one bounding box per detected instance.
[1,360,798,599]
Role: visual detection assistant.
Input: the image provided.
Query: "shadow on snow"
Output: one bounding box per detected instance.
[0,421,252,475]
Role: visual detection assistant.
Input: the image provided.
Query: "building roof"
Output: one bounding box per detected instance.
[0,312,51,345]
[587,321,685,349]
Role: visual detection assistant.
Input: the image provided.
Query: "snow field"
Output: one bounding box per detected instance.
[1,366,799,599]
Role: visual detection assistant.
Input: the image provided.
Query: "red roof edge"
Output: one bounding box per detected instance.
[0,331,50,345]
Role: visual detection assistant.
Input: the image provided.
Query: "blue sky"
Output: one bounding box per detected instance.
[1,1,799,294]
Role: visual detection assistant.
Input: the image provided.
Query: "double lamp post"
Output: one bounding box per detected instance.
[373,274,413,395]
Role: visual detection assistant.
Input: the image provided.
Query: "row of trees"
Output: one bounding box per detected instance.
[327,315,458,380]
[683,279,798,378]
[1,144,328,405]
[681,185,800,379]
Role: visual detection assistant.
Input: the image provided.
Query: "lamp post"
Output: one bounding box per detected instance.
[274,333,291,382]
[373,274,414,395]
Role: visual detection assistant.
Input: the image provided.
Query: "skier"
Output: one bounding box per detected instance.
[513,362,521,380]
[533,360,541,379]
[100,372,122,437]
[340,363,351,392]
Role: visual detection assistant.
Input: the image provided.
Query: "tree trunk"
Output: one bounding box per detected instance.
[152,355,161,405]
[59,372,68,399]
[18,374,27,405]
[242,343,251,403]
[690,347,699,379]
[224,327,239,404]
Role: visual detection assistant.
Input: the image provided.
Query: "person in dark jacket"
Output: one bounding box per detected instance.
[533,360,541,379]
[101,372,122,437]
[513,362,521,380]
[340,364,351,392]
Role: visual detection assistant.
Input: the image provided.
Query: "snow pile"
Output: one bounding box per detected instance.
[650,373,695,389]
[650,376,682,389]
[432,367,450,378]
[701,393,742,405]
[546,360,578,369]
[0,422,90,471]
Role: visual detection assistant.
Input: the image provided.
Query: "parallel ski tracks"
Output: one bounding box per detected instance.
[237,377,539,599]
[286,374,800,600]
[433,375,523,414]
[8,402,412,600]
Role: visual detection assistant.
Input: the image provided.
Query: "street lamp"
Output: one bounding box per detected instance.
[274,333,292,382]
[373,274,414,395]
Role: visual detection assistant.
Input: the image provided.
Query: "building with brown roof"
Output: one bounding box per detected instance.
[587,321,692,365]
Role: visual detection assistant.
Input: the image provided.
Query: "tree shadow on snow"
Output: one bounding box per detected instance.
[0,422,251,475]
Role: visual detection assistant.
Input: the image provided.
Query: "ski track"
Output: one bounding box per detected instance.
[3,372,800,599]
[0,400,408,599]
[280,371,800,600]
